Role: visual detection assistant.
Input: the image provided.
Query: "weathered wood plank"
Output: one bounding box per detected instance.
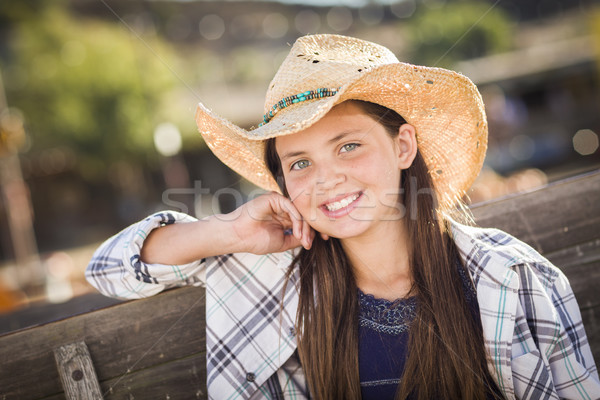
[42,354,206,400]
[0,286,205,400]
[545,238,600,271]
[100,354,206,400]
[0,293,123,335]
[54,341,103,400]
[471,170,600,254]
[546,242,600,309]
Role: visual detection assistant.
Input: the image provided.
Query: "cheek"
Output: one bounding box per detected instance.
[284,176,312,210]
[382,166,401,182]
[359,155,395,181]
[360,155,402,193]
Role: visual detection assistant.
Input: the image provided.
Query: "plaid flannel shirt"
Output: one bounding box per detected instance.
[86,211,600,400]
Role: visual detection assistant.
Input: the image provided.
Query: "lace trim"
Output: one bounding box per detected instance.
[358,290,417,335]
[360,378,402,387]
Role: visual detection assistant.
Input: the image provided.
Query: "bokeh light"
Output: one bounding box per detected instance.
[573,129,599,156]
[45,252,74,304]
[390,0,416,19]
[327,7,353,32]
[199,14,225,40]
[153,122,182,157]
[263,13,289,39]
[295,9,321,34]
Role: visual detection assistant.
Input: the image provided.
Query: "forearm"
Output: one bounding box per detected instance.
[140,214,243,265]
[87,193,310,299]
[86,211,208,299]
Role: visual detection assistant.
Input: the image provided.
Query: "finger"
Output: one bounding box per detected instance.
[278,197,303,239]
[278,195,302,221]
[305,225,316,250]
[320,232,329,241]
[272,213,292,226]
[282,231,303,251]
[302,219,311,249]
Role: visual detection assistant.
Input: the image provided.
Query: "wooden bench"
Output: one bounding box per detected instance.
[1,170,599,400]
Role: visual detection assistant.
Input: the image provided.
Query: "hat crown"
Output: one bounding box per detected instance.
[263,35,399,113]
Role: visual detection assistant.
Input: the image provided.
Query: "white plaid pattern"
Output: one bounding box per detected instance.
[87,211,600,399]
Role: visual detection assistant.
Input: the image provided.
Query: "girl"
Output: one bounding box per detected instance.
[86,35,599,399]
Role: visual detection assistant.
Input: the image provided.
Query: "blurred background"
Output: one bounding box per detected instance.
[0,0,599,332]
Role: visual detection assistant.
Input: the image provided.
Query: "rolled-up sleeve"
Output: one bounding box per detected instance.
[86,211,207,299]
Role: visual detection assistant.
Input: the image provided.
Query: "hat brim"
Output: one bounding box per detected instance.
[196,62,487,210]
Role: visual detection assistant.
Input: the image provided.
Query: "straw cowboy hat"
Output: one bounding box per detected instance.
[195,34,487,209]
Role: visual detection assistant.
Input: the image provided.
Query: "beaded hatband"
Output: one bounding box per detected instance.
[259,87,341,126]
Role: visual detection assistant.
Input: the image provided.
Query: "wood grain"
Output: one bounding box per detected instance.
[54,341,103,400]
[470,170,600,254]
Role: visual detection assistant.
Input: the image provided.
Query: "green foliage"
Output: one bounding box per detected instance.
[1,4,178,181]
[405,1,514,67]
[0,0,51,27]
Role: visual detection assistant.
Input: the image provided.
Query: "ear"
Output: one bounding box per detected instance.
[395,123,418,169]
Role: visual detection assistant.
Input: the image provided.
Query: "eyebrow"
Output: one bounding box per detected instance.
[279,130,361,161]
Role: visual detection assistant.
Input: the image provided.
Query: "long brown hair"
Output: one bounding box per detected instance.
[265,100,503,399]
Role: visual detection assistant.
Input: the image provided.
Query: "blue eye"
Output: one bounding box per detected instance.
[340,143,359,153]
[291,159,311,170]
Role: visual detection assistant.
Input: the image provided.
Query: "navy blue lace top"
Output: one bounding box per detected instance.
[358,290,416,398]
[358,261,480,399]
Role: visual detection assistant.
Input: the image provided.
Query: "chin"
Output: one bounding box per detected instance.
[316,220,372,241]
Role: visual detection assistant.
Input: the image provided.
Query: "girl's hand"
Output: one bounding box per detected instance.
[226,192,315,255]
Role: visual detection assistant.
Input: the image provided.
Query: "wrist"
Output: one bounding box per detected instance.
[201,212,247,255]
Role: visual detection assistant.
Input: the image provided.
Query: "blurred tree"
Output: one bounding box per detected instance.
[0,2,177,182]
[0,1,48,29]
[405,1,514,67]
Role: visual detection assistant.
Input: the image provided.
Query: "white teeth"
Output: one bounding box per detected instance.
[325,193,359,212]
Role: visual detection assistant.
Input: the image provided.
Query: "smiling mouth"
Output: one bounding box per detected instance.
[323,192,361,212]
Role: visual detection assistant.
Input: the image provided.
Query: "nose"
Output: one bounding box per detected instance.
[314,165,346,191]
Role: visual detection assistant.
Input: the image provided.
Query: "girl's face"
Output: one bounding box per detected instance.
[275,101,417,240]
